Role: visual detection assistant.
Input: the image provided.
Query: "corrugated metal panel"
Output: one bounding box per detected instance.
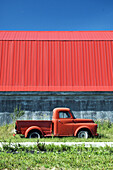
[0,31,113,40]
[0,39,113,91]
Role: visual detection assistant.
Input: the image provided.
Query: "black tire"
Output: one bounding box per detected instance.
[28,131,41,138]
[77,130,88,139]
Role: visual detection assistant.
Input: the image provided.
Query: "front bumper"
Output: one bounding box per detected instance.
[95,133,99,137]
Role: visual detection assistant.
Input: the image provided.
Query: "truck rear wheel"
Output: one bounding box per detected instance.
[28,131,41,138]
[77,131,88,139]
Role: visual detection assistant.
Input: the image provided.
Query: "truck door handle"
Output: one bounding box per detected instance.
[58,120,63,124]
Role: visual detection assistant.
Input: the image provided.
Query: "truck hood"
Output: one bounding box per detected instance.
[73,119,94,123]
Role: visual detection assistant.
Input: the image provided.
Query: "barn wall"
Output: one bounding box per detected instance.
[0,91,113,125]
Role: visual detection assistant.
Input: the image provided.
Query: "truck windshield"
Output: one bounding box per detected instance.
[70,110,76,119]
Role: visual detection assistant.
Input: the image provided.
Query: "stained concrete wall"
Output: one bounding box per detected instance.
[0,91,113,125]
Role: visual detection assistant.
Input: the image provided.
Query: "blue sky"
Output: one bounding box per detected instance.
[0,0,113,31]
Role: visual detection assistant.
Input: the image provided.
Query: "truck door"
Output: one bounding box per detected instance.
[57,111,73,136]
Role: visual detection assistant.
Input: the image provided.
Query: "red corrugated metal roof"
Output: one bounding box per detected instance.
[0,31,113,91]
[0,31,113,40]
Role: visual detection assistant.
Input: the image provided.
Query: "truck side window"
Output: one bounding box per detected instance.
[59,111,71,119]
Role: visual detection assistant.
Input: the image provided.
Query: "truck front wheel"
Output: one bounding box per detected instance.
[77,131,88,139]
[28,131,41,138]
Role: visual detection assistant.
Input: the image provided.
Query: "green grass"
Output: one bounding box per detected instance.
[0,120,113,142]
[0,144,113,169]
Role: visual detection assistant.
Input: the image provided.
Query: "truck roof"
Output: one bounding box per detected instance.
[53,108,70,112]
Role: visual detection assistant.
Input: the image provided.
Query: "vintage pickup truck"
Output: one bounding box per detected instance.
[14,108,98,139]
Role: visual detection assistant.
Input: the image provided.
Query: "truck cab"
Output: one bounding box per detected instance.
[52,108,98,138]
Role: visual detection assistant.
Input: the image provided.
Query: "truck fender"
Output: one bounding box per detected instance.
[74,126,93,137]
[25,126,44,138]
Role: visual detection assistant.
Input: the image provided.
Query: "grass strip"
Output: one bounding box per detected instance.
[0,144,113,169]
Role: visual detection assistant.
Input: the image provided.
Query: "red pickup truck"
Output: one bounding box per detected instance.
[14,108,98,139]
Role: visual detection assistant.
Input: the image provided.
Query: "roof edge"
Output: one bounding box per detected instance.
[0,31,113,40]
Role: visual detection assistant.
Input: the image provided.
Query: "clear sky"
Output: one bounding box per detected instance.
[0,0,113,31]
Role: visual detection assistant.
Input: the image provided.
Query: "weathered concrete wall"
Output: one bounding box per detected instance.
[0,91,113,125]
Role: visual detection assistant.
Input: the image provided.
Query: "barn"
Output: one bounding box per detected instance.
[0,31,113,125]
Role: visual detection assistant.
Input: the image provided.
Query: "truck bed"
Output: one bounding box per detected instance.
[16,120,52,135]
